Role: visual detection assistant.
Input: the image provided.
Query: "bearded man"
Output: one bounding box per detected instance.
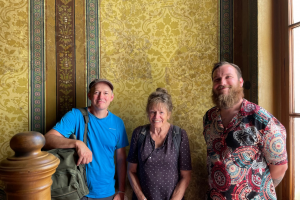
[202,61,288,200]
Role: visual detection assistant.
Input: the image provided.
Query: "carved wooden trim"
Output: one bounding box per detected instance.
[55,0,76,121]
[30,0,45,133]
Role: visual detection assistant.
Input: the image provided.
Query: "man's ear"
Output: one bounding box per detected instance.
[110,93,114,101]
[87,92,91,100]
[239,77,244,87]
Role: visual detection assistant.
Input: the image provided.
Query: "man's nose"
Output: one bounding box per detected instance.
[98,93,104,98]
[220,78,226,85]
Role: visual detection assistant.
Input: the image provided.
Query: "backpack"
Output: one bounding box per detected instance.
[137,124,182,155]
[47,108,89,200]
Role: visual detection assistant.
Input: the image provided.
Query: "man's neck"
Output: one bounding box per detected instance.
[220,98,243,128]
[88,106,108,119]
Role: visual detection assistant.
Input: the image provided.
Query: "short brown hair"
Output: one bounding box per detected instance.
[211,61,242,80]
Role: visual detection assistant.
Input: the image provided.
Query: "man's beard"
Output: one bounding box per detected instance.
[212,85,244,109]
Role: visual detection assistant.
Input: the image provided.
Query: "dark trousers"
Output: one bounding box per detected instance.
[80,194,114,200]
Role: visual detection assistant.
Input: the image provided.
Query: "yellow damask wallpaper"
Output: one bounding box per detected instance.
[0,0,29,188]
[0,0,218,198]
[100,0,218,198]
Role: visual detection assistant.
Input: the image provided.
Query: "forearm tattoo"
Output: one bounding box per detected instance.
[273,177,284,187]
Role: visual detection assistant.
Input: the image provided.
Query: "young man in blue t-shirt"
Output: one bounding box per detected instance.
[44,79,129,200]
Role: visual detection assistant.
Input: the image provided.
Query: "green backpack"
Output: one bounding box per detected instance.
[47,108,89,200]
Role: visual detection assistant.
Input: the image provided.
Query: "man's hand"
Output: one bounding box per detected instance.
[113,192,125,200]
[75,140,93,165]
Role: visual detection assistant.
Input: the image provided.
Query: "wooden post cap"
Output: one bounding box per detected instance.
[0,131,60,200]
[10,131,45,157]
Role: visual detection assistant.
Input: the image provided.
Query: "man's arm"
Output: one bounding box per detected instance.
[170,170,192,200]
[44,129,92,165]
[114,147,127,200]
[44,129,77,149]
[269,163,288,187]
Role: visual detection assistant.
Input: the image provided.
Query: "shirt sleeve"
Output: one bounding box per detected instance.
[202,113,208,144]
[127,126,142,163]
[116,119,129,149]
[261,117,288,165]
[179,128,192,170]
[53,108,78,138]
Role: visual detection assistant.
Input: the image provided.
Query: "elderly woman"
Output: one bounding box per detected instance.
[127,88,192,200]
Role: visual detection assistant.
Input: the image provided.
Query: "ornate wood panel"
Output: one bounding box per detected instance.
[55,0,76,121]
[248,0,258,104]
[30,0,45,133]
[86,0,100,94]
[220,0,233,62]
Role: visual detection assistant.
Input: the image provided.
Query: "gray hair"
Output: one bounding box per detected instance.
[146,88,173,114]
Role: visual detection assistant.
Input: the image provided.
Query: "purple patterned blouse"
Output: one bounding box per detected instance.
[127,124,192,200]
[203,99,288,200]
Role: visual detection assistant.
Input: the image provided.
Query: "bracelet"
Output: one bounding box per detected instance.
[118,191,125,194]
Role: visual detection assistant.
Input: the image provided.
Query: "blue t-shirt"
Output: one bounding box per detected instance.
[53,108,129,198]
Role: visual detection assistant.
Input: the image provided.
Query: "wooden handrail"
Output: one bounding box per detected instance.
[0,131,60,200]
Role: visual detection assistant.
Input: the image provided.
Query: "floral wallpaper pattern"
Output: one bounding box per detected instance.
[100,0,218,198]
[0,0,29,189]
[0,0,218,198]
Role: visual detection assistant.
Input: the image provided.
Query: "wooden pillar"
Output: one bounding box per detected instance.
[0,132,60,200]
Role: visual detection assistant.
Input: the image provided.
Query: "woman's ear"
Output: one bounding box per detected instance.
[168,112,171,120]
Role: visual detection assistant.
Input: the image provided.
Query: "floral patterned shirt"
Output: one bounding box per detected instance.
[202,99,288,200]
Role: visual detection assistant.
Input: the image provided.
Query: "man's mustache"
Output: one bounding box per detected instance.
[217,85,232,90]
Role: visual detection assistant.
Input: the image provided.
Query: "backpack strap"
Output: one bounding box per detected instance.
[78,107,89,144]
[137,124,181,155]
[172,125,182,155]
[137,125,148,151]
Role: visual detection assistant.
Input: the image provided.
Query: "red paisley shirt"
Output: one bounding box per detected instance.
[203,99,288,200]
